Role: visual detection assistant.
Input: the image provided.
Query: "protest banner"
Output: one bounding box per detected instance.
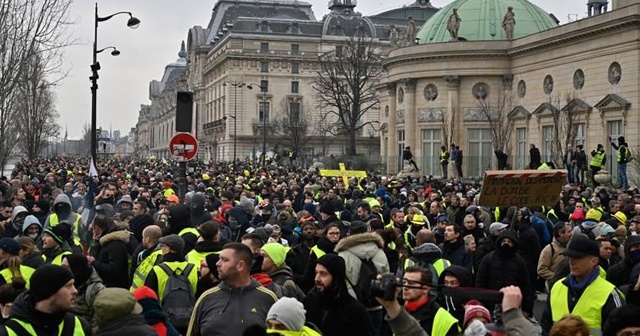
[478,170,567,208]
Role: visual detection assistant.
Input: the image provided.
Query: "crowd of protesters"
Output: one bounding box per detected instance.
[0,156,636,336]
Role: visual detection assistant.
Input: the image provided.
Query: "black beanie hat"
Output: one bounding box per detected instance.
[64,254,92,286]
[45,223,72,245]
[316,254,346,282]
[603,304,640,336]
[205,253,220,279]
[30,265,74,303]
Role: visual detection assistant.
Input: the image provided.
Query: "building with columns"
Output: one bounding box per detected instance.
[381,0,640,184]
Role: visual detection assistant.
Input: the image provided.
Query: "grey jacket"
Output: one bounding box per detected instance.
[186,279,277,336]
[502,308,539,336]
[385,308,428,336]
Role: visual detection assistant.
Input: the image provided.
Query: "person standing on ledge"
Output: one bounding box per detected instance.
[610,136,631,189]
[403,146,419,172]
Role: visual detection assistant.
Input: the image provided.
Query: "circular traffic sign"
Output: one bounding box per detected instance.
[169,133,198,161]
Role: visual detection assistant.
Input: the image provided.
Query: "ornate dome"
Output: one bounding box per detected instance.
[416,0,558,43]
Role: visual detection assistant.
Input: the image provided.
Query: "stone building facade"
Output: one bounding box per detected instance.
[381,0,640,183]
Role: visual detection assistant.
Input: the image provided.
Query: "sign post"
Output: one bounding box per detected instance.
[169,133,198,202]
[320,162,368,185]
[478,170,567,208]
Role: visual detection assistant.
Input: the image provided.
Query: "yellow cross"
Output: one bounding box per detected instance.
[320,162,367,184]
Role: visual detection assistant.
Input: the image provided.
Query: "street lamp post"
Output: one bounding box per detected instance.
[223,81,247,168]
[247,83,268,167]
[90,3,140,161]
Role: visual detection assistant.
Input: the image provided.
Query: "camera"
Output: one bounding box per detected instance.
[370,273,402,301]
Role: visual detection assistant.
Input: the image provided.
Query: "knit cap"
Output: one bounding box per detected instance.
[261,243,286,268]
[463,300,492,328]
[94,288,143,323]
[30,265,74,303]
[266,297,306,331]
[0,238,20,256]
[44,223,72,246]
[303,203,316,214]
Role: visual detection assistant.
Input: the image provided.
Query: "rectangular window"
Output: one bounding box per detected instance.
[542,125,554,162]
[335,46,343,57]
[259,102,270,123]
[260,80,269,92]
[516,127,527,169]
[291,62,299,74]
[467,129,493,177]
[421,129,442,176]
[608,120,623,182]
[291,81,299,94]
[260,42,269,52]
[260,62,269,73]
[574,123,586,148]
[397,130,405,172]
[290,102,300,124]
[291,44,299,54]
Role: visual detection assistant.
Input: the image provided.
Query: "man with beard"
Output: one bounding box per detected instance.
[301,223,341,293]
[303,254,373,336]
[44,194,82,247]
[1,265,91,335]
[187,243,277,336]
[475,230,534,319]
[538,222,572,289]
[291,221,318,284]
[440,224,466,266]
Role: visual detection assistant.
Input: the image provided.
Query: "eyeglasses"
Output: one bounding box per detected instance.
[327,232,340,236]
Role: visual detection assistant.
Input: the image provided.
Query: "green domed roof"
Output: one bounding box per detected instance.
[417,0,558,44]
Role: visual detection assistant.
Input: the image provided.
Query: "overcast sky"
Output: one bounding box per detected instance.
[54,0,587,138]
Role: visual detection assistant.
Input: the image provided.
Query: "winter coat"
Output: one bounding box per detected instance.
[335,232,390,302]
[516,221,542,276]
[475,230,533,314]
[269,265,305,301]
[607,235,640,286]
[190,194,213,227]
[301,236,337,293]
[21,251,45,269]
[537,237,567,282]
[187,280,278,336]
[440,239,466,266]
[91,227,131,288]
[226,206,253,243]
[385,308,428,336]
[473,234,496,272]
[96,314,157,336]
[73,269,105,333]
[437,265,474,322]
[3,292,91,335]
[502,308,540,336]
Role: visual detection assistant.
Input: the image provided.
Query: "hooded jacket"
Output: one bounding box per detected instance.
[269,265,305,301]
[4,206,28,238]
[186,279,277,336]
[44,194,79,227]
[437,265,473,322]
[607,235,640,286]
[3,292,91,336]
[226,206,252,243]
[302,255,374,336]
[475,230,533,314]
[20,215,42,241]
[190,194,212,227]
[91,227,131,288]
[335,232,390,303]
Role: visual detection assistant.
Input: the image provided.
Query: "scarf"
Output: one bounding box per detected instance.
[567,267,599,291]
[404,296,429,312]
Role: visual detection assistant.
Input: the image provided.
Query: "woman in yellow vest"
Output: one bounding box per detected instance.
[0,238,34,289]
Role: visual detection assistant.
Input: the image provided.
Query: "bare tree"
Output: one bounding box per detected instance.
[313,33,383,156]
[477,86,515,155]
[0,0,73,167]
[315,110,335,157]
[549,92,581,167]
[16,55,60,159]
[272,98,313,160]
[440,102,457,150]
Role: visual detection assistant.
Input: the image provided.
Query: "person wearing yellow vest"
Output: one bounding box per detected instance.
[44,194,83,247]
[440,146,450,179]
[168,204,200,255]
[611,136,631,189]
[0,238,34,289]
[266,297,322,336]
[397,242,451,286]
[590,144,607,187]
[186,221,223,269]
[143,234,197,301]
[541,234,625,336]
[42,224,73,266]
[130,225,164,292]
[401,266,460,335]
[2,265,91,335]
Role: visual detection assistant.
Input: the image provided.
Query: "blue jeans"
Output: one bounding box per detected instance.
[368,309,383,336]
[619,162,629,189]
[566,165,575,184]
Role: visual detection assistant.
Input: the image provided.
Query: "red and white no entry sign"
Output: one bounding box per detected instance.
[169,133,198,161]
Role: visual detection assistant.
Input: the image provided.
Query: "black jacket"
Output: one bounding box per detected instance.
[530,147,541,168]
[515,221,542,274]
[440,239,466,267]
[91,227,131,289]
[475,231,533,314]
[301,236,336,293]
[0,292,91,336]
[473,234,496,272]
[607,235,640,287]
[406,298,459,336]
[96,314,158,336]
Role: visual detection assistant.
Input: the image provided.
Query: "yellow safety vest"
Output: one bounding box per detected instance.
[266,326,322,336]
[0,265,35,289]
[617,145,630,163]
[152,261,198,299]
[538,163,550,170]
[404,258,451,276]
[550,275,617,336]
[186,249,221,269]
[310,245,326,259]
[130,249,163,292]
[179,227,201,239]
[432,308,460,336]
[49,213,82,246]
[43,250,72,266]
[591,152,605,168]
[440,151,449,163]
[5,315,85,336]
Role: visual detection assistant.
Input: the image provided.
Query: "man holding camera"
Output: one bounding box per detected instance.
[402,266,460,336]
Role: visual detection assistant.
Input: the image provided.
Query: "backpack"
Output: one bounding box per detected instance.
[158,263,196,329]
[346,258,379,308]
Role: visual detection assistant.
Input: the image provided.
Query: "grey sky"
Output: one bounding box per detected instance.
[54,0,587,138]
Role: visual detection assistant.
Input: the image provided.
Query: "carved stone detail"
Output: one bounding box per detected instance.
[573,69,585,90]
[398,88,405,103]
[608,62,621,85]
[472,82,489,100]
[418,108,444,122]
[464,108,497,122]
[424,84,438,101]
[386,83,397,95]
[396,110,405,124]
[443,75,460,89]
[517,80,526,98]
[402,78,417,91]
[503,74,514,90]
[543,75,554,95]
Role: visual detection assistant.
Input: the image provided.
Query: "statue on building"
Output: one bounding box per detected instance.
[502,6,516,40]
[389,25,399,48]
[447,9,461,41]
[406,17,416,46]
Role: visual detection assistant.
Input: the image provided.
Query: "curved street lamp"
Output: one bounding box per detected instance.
[90,3,140,161]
